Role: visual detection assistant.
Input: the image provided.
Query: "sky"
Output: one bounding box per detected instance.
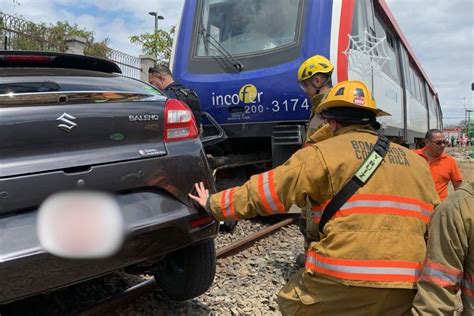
[2,0,473,125]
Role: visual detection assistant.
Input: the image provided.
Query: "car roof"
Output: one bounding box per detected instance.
[0,50,122,74]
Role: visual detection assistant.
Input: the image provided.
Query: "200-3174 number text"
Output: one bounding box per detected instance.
[244,98,310,114]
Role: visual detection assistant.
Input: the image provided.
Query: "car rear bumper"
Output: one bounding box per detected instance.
[0,191,218,304]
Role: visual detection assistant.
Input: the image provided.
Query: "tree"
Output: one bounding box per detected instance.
[129,27,175,63]
[47,21,110,57]
[0,13,109,57]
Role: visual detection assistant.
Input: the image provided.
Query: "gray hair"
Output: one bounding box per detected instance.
[148,64,173,76]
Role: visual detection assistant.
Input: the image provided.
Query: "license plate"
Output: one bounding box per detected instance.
[37,191,124,258]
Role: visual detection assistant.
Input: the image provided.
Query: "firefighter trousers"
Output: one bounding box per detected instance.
[277,269,415,316]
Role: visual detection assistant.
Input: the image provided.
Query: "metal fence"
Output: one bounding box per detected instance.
[0,12,142,79]
[103,48,141,79]
[0,12,66,52]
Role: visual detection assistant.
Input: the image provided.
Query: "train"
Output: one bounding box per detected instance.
[171,0,442,183]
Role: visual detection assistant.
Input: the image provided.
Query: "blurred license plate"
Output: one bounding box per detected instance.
[37,191,124,258]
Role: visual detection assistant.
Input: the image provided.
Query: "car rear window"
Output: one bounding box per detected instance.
[0,69,163,96]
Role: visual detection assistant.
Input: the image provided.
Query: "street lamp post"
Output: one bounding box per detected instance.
[148,12,164,33]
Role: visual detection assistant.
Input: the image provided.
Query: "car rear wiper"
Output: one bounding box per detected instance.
[200,28,244,72]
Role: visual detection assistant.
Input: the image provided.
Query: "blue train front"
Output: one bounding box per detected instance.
[172,0,332,140]
[172,0,442,171]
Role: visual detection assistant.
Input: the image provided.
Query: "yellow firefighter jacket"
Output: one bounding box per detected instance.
[208,125,440,289]
[412,182,474,315]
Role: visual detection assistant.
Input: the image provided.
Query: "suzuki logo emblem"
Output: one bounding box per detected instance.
[57,113,77,132]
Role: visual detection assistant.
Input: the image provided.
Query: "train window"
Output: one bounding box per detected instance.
[418,74,424,104]
[196,0,301,56]
[409,67,427,105]
[400,48,411,93]
[413,70,419,99]
[351,0,377,37]
[428,90,434,112]
[352,0,369,37]
[415,71,421,101]
[374,15,400,83]
[409,65,417,96]
[419,76,427,105]
[364,0,376,31]
[428,92,438,128]
[386,33,395,49]
[189,0,305,73]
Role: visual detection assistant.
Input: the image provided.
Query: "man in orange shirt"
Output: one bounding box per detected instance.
[416,129,463,200]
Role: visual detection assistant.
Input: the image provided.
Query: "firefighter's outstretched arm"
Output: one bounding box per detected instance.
[189,147,330,222]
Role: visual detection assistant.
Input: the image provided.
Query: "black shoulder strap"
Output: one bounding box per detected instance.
[318,134,391,233]
[169,85,193,97]
[168,85,184,96]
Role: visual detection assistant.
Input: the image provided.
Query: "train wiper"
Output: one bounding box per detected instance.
[200,28,244,72]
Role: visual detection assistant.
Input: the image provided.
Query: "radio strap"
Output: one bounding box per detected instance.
[319,134,391,233]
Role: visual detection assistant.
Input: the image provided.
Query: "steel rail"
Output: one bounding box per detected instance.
[216,217,296,258]
[78,216,297,315]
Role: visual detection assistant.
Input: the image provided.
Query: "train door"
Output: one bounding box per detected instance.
[426,84,439,130]
[372,7,404,138]
[344,0,404,140]
[402,55,429,144]
[346,0,376,90]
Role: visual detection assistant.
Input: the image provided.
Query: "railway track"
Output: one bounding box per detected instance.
[78,216,297,315]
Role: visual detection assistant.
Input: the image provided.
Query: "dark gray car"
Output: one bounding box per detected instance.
[0,51,218,304]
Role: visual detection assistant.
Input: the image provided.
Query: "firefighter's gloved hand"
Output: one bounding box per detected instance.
[189,182,212,214]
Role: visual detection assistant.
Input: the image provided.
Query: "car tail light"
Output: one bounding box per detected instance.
[190,215,215,229]
[1,55,55,62]
[163,98,198,142]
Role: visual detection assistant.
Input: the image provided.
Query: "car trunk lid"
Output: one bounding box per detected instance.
[0,92,168,177]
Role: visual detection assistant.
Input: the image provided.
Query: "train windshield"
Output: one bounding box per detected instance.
[196,0,302,56]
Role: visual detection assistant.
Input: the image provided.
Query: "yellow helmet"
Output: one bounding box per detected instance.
[316,80,390,117]
[297,55,334,82]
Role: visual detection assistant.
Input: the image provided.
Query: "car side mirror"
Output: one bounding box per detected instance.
[37,191,125,259]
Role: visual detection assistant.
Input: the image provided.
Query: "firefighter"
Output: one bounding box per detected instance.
[296,55,334,267]
[190,80,440,315]
[297,54,334,146]
[412,182,473,315]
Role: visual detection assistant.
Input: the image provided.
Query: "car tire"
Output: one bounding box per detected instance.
[153,239,216,301]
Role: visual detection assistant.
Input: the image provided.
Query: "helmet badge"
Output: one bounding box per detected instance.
[353,96,365,106]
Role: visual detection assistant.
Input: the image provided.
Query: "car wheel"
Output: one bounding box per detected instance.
[153,239,216,301]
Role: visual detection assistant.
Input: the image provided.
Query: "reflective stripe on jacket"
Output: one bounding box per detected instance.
[208,125,439,289]
[412,182,474,315]
[419,259,463,289]
[464,273,474,298]
[310,194,434,224]
[306,251,422,283]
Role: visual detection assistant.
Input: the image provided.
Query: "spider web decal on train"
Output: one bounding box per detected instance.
[343,28,391,76]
